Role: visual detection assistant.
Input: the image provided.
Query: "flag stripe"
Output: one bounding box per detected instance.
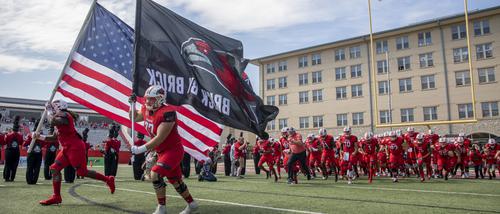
[176,111,221,143]
[177,125,211,152]
[177,118,219,148]
[180,104,224,130]
[72,52,132,88]
[177,105,223,135]
[181,139,209,156]
[57,87,147,134]
[61,74,129,112]
[183,146,209,161]
[70,57,130,95]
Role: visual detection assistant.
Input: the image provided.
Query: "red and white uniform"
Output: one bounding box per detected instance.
[258,140,275,170]
[272,141,282,167]
[387,137,404,169]
[454,142,469,167]
[339,134,358,172]
[435,143,456,171]
[360,137,378,164]
[306,138,322,168]
[142,104,184,182]
[319,135,336,168]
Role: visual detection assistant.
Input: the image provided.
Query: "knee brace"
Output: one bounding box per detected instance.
[173,181,188,194]
[152,177,166,190]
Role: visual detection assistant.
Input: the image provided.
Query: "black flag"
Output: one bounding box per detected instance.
[133,0,278,137]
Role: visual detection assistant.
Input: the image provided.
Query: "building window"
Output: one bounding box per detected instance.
[298,56,308,68]
[421,75,436,90]
[267,120,275,131]
[266,63,275,74]
[351,84,363,98]
[376,40,388,54]
[397,56,411,71]
[335,49,345,61]
[380,110,391,124]
[399,78,412,92]
[396,36,409,50]
[378,80,390,95]
[278,119,288,130]
[298,73,308,85]
[482,102,499,118]
[349,46,361,59]
[278,60,288,71]
[418,32,432,47]
[401,108,414,123]
[458,103,474,119]
[312,89,323,102]
[313,116,323,128]
[266,79,275,90]
[299,91,309,104]
[352,112,364,126]
[278,94,287,105]
[351,64,362,78]
[337,114,348,127]
[452,24,466,40]
[419,52,434,68]
[474,20,490,36]
[476,43,493,60]
[423,106,438,121]
[455,70,471,86]
[478,67,495,83]
[335,67,347,80]
[312,71,322,83]
[311,53,322,65]
[453,47,468,63]
[266,95,275,106]
[278,77,287,88]
[299,117,309,129]
[377,60,388,74]
[336,86,347,99]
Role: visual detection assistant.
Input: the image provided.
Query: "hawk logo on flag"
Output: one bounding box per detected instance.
[182,38,255,102]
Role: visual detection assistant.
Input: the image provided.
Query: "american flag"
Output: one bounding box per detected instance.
[57,3,222,161]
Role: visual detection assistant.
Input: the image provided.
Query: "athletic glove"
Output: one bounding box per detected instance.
[131,145,147,154]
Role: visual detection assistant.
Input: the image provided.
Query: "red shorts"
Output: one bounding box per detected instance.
[321,151,335,166]
[364,154,377,165]
[51,148,88,176]
[258,155,274,168]
[152,148,184,183]
[309,153,321,167]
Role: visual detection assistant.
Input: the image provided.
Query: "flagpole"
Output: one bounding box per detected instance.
[28,0,98,153]
[130,0,143,147]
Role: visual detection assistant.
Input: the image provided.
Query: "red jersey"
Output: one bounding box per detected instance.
[23,135,46,154]
[425,134,440,145]
[55,112,85,150]
[339,134,358,153]
[454,143,468,159]
[387,138,404,159]
[233,141,246,158]
[469,150,483,165]
[435,144,455,159]
[259,140,273,158]
[288,133,305,154]
[104,139,120,153]
[142,104,182,153]
[44,140,60,153]
[318,135,335,152]
[403,132,419,144]
[361,138,378,156]
[306,138,321,156]
[252,141,260,155]
[413,139,431,158]
[272,141,282,157]
[222,143,231,155]
[0,133,4,147]
[4,131,23,149]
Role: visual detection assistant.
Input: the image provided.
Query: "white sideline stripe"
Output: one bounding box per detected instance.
[83,184,324,214]
[0,185,5,187]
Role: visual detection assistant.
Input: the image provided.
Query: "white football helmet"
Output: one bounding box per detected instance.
[319,128,327,137]
[416,133,424,140]
[407,127,415,132]
[428,129,434,135]
[364,132,373,139]
[144,85,166,111]
[488,138,496,145]
[281,127,289,133]
[47,99,68,115]
[307,133,315,139]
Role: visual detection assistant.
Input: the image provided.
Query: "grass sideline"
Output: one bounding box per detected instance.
[1,164,499,214]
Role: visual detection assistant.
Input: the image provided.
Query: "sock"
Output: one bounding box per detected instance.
[53,180,61,196]
[185,195,194,204]
[157,197,166,205]
[86,170,108,182]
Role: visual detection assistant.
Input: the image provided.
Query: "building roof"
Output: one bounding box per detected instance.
[0,96,98,114]
[250,5,500,64]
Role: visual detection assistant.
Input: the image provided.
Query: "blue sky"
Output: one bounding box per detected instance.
[0,0,498,102]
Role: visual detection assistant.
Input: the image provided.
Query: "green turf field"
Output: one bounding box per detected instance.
[1,164,499,214]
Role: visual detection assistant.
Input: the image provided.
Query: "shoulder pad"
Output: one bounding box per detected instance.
[163,111,176,122]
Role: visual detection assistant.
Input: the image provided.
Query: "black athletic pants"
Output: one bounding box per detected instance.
[26,152,42,184]
[3,148,20,181]
[44,151,57,180]
[181,153,191,178]
[253,153,261,174]
[287,151,310,181]
[133,154,145,180]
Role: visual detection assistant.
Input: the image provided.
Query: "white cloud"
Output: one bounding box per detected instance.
[0,54,62,74]
[32,80,54,85]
